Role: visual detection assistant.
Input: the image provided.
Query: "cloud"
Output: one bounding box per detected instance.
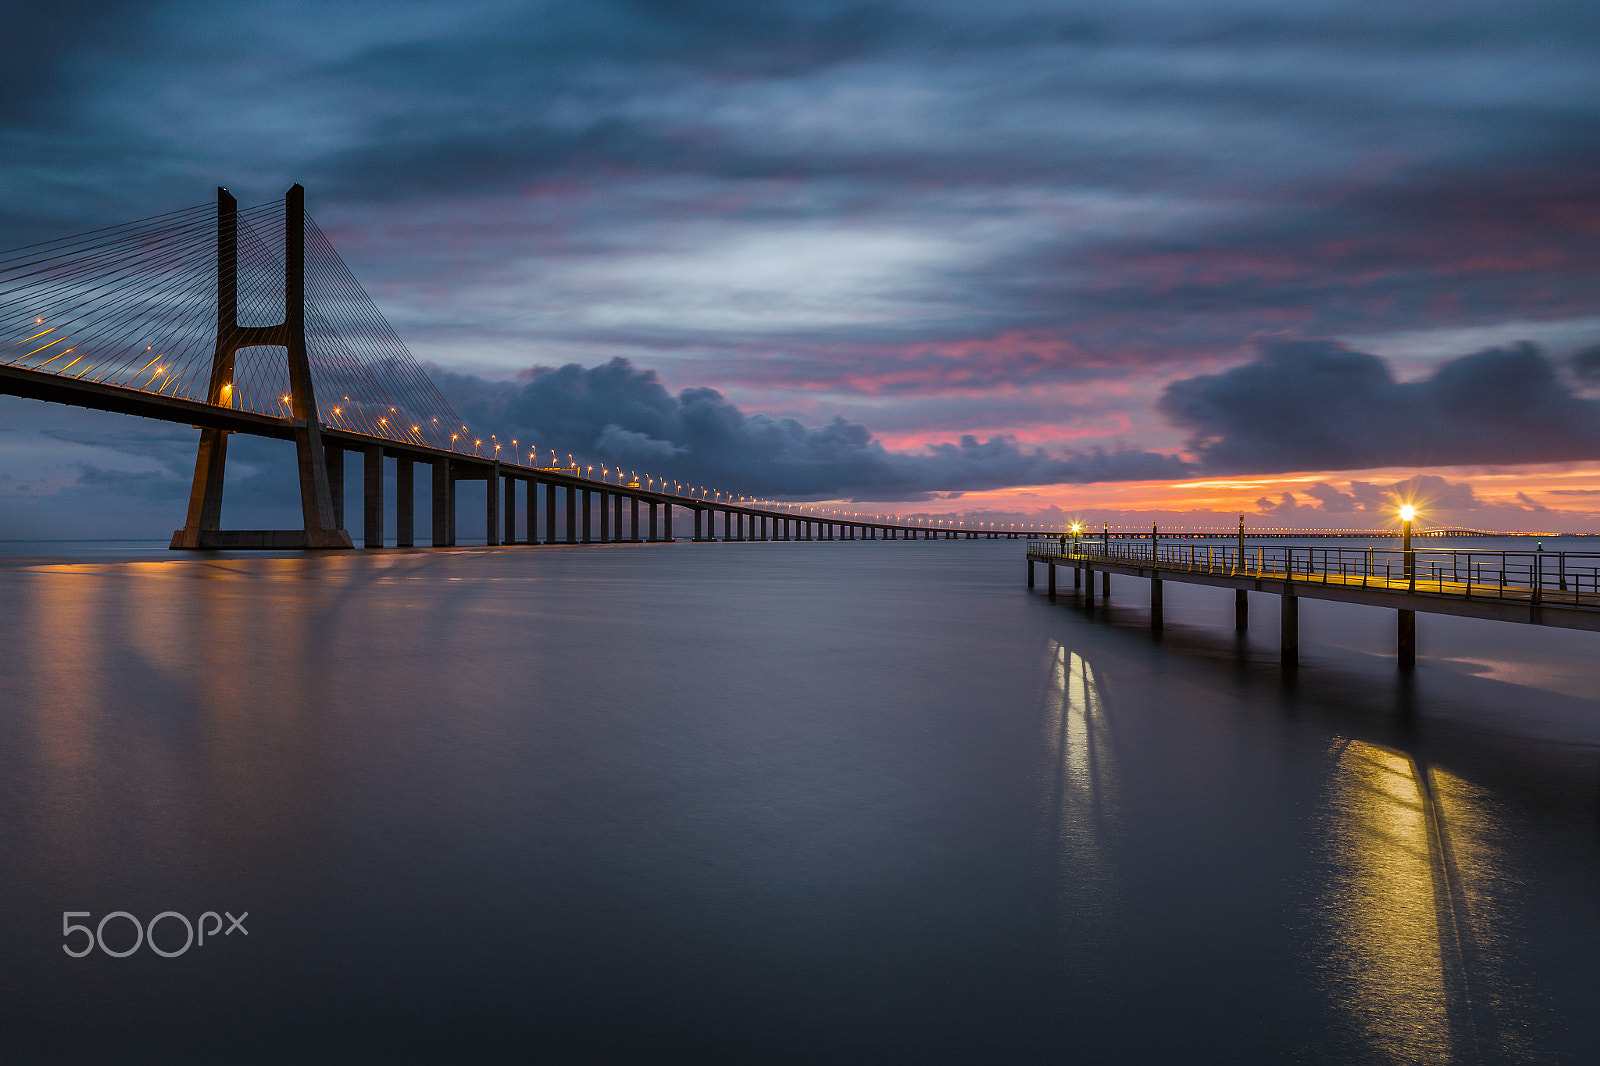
[1252,474,1476,517]
[1573,343,1600,382]
[1247,473,1582,529]
[5,0,1600,500]
[1160,339,1600,473]
[429,356,1188,499]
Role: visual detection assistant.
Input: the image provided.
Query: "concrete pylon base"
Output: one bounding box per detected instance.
[170,529,354,549]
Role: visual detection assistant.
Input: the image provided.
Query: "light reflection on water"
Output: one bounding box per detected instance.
[1040,641,1122,938]
[1320,741,1461,1063]
[1317,739,1541,1064]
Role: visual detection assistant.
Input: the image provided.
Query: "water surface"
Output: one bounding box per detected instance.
[0,539,1595,1063]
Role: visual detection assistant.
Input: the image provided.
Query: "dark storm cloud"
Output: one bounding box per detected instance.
[1160,340,1600,473]
[430,357,1188,499]
[1572,344,1600,382]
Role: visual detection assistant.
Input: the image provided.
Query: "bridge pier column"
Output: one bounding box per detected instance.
[1047,562,1056,600]
[1028,558,1035,589]
[664,503,673,541]
[363,445,384,548]
[694,508,704,541]
[565,486,576,543]
[614,493,624,542]
[631,497,641,542]
[545,482,557,544]
[1101,571,1110,598]
[504,476,517,544]
[1398,609,1416,669]
[598,490,610,542]
[396,460,414,547]
[527,480,539,544]
[431,459,453,546]
[1073,566,1081,589]
[581,489,592,543]
[1085,566,1095,607]
[324,445,345,529]
[486,463,500,546]
[173,428,229,548]
[1235,589,1248,630]
[1150,576,1163,630]
[1281,592,1298,666]
[648,501,659,542]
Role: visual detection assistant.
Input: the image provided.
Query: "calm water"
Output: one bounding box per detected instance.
[0,538,1596,1063]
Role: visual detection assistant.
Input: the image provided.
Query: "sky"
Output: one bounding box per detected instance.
[3,0,1600,536]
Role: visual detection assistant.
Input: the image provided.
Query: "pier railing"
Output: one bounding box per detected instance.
[1027,541,1600,608]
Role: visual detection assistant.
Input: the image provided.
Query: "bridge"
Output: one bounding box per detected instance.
[1,186,1065,548]
[1026,535,1600,669]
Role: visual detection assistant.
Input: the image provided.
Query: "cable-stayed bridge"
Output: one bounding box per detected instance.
[1,186,1061,548]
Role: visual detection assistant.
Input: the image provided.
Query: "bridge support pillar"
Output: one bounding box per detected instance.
[649,501,659,542]
[664,503,673,541]
[527,480,539,544]
[504,475,517,544]
[545,482,557,545]
[1150,576,1163,630]
[486,463,500,546]
[614,493,623,542]
[1074,566,1081,589]
[1101,571,1110,598]
[363,445,383,548]
[598,490,610,542]
[173,428,230,548]
[431,459,454,546]
[566,486,576,544]
[581,489,592,543]
[324,445,345,530]
[396,460,414,547]
[694,509,704,541]
[1280,592,1298,666]
[1398,609,1416,669]
[1028,558,1035,589]
[631,497,641,542]
[1047,562,1056,600]
[1085,566,1095,607]
[1235,589,1248,630]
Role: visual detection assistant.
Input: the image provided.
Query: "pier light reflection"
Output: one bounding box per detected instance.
[1317,739,1509,1063]
[1040,641,1122,932]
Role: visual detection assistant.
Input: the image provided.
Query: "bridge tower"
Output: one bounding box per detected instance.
[170,186,352,549]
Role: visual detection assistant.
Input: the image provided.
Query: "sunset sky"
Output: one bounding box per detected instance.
[3,0,1599,535]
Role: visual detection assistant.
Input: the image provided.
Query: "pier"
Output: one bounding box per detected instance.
[1027,537,1600,667]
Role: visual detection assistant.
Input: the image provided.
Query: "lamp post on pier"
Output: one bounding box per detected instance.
[1400,504,1415,583]
[1399,503,1417,668]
